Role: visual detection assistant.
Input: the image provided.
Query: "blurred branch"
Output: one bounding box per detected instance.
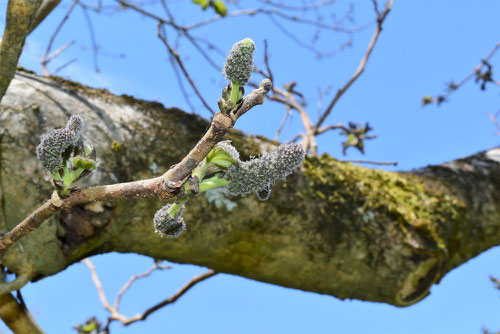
[422,41,500,107]
[41,0,78,76]
[336,159,398,166]
[80,3,100,72]
[0,274,44,334]
[82,258,216,331]
[485,110,500,136]
[184,8,362,33]
[29,0,63,33]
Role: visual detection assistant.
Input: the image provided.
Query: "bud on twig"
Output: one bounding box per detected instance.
[153,203,186,238]
[222,38,255,87]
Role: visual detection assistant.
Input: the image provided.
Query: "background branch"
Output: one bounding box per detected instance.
[83,258,216,330]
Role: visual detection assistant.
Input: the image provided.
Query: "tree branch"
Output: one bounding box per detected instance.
[0,277,44,334]
[315,0,393,130]
[28,0,62,33]
[0,71,498,308]
[0,0,42,102]
[83,258,215,329]
[0,77,272,258]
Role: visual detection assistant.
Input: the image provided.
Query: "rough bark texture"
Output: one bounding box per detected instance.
[0,69,499,308]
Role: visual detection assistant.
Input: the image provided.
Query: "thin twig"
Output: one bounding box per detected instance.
[157,23,216,115]
[336,159,398,166]
[275,106,292,141]
[83,258,216,328]
[315,0,393,130]
[114,261,171,311]
[52,58,78,75]
[80,3,100,72]
[122,270,217,325]
[184,8,363,33]
[428,42,500,104]
[41,0,78,76]
[82,259,115,315]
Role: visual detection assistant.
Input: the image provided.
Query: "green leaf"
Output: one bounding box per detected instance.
[72,156,95,170]
[213,0,227,16]
[192,0,209,10]
[206,147,238,169]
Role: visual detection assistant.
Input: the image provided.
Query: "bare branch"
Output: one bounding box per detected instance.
[0,272,31,296]
[336,159,398,166]
[184,8,362,33]
[80,3,100,72]
[275,106,292,141]
[82,259,115,315]
[315,0,393,130]
[157,23,216,115]
[121,270,217,325]
[114,261,171,311]
[52,58,77,75]
[41,0,78,76]
[0,292,44,334]
[423,41,500,106]
[486,110,500,135]
[83,258,215,329]
[270,85,318,155]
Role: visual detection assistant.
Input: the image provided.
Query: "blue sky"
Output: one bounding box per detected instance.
[1,0,499,333]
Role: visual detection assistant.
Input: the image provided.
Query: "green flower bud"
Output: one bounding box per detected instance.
[36,115,87,172]
[224,143,305,199]
[72,156,95,170]
[153,203,186,238]
[222,38,255,86]
[36,128,76,172]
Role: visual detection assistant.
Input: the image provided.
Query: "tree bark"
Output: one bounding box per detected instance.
[0,69,498,309]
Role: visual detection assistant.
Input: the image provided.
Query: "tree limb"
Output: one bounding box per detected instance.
[28,0,62,33]
[0,0,42,102]
[0,70,498,308]
[315,0,393,130]
[0,291,44,334]
[82,258,215,329]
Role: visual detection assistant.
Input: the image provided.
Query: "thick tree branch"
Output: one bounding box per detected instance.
[0,291,44,334]
[29,0,62,33]
[0,0,42,102]
[0,71,498,308]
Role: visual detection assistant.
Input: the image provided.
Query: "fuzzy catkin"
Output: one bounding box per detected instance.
[153,204,186,238]
[36,128,76,172]
[224,143,305,197]
[222,38,255,86]
[36,116,84,172]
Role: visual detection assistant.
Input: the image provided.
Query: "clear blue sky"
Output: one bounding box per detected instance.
[1,0,499,333]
